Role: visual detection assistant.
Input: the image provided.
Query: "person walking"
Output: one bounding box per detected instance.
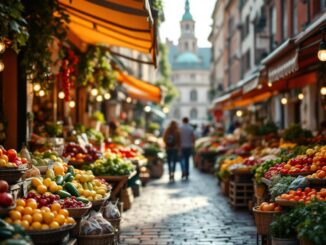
[163,120,181,182]
[179,117,195,180]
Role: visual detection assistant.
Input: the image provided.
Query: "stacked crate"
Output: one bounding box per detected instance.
[228,171,254,208]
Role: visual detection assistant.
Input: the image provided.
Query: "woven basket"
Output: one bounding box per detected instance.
[91,194,110,211]
[66,202,92,218]
[106,217,121,243]
[78,233,115,245]
[0,167,27,184]
[252,206,280,235]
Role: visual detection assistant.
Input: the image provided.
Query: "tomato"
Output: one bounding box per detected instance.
[304,187,312,194]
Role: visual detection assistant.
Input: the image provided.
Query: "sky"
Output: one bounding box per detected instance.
[159,0,216,47]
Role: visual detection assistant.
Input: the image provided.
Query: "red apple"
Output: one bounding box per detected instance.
[0,192,13,207]
[7,149,17,162]
[0,180,9,193]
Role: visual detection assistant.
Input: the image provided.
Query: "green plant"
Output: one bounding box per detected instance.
[22,0,69,86]
[269,175,296,200]
[86,128,104,144]
[91,111,105,123]
[283,124,313,143]
[296,202,326,245]
[45,122,63,137]
[0,0,29,53]
[253,158,282,183]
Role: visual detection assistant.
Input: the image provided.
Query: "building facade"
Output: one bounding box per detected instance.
[167,0,211,125]
[210,0,326,131]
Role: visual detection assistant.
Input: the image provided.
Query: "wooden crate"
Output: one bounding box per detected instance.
[228,181,254,208]
[220,179,229,196]
[121,187,134,211]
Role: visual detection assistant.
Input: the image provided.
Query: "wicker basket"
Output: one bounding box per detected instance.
[0,204,16,218]
[78,233,115,245]
[252,206,280,235]
[106,217,121,243]
[66,202,92,218]
[91,194,110,211]
[0,167,27,184]
[27,224,75,245]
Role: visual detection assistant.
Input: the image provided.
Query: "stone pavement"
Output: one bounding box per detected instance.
[120,164,256,245]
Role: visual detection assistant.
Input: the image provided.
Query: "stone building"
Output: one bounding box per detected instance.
[166,0,211,125]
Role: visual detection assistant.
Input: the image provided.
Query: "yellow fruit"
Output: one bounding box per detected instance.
[22,214,33,223]
[10,210,22,221]
[41,207,51,213]
[32,213,43,223]
[16,199,26,207]
[90,190,96,197]
[87,196,93,201]
[16,206,25,213]
[53,165,64,176]
[74,174,81,180]
[79,175,88,183]
[94,194,102,200]
[59,209,69,218]
[31,221,42,230]
[65,217,75,224]
[57,185,63,191]
[13,220,22,226]
[4,217,12,224]
[49,221,60,229]
[21,220,30,229]
[77,188,84,194]
[83,190,90,197]
[49,182,58,193]
[31,177,43,187]
[27,200,38,210]
[54,214,65,225]
[37,185,47,194]
[41,224,50,230]
[46,169,55,179]
[51,203,61,212]
[34,209,42,213]
[43,178,52,187]
[43,212,55,224]
[96,188,106,196]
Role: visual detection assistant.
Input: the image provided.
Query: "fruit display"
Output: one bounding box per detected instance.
[5,198,75,230]
[0,180,13,208]
[58,197,88,209]
[0,219,33,244]
[280,155,314,175]
[276,187,326,204]
[0,147,28,168]
[264,163,284,180]
[24,193,60,208]
[106,145,142,160]
[84,155,135,176]
[63,143,101,164]
[307,167,326,179]
[257,202,282,212]
[253,159,283,183]
[31,150,63,167]
[71,169,110,201]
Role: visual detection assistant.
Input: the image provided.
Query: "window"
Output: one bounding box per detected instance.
[292,0,298,35]
[242,15,250,40]
[190,89,197,101]
[243,50,251,73]
[185,42,189,51]
[190,108,198,119]
[269,6,276,50]
[174,109,180,119]
[282,1,288,40]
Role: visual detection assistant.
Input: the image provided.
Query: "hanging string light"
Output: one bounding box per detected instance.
[236,110,243,117]
[96,95,103,102]
[281,97,288,105]
[91,88,98,96]
[298,93,304,100]
[58,91,65,99]
[69,101,75,108]
[0,60,4,72]
[0,41,5,53]
[126,97,132,103]
[321,87,326,96]
[39,90,45,97]
[33,83,41,92]
[104,93,111,100]
[268,82,272,87]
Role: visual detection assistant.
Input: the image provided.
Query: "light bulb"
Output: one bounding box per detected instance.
[69,101,76,108]
[126,97,132,103]
[163,107,169,114]
[33,83,41,91]
[257,84,262,89]
[104,93,111,100]
[0,60,4,72]
[281,97,288,105]
[318,41,326,62]
[236,110,243,117]
[0,42,5,53]
[298,93,304,100]
[144,105,151,112]
[58,91,65,99]
[91,88,98,96]
[321,87,326,96]
[96,95,103,102]
[268,82,272,87]
[39,90,45,97]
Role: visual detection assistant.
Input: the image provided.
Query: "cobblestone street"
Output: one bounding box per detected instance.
[120,165,256,244]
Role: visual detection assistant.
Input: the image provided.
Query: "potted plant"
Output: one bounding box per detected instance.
[270,207,302,245]
[296,202,326,245]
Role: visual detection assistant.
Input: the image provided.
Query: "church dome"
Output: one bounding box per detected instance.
[175,52,201,64]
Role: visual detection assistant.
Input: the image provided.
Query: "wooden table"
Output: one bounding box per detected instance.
[97,171,136,201]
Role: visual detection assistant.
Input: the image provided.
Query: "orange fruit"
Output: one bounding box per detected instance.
[43,178,52,187]
[4,217,12,224]
[27,200,38,210]
[54,214,65,225]
[21,220,30,229]
[49,221,60,229]
[34,209,42,213]
[10,210,22,221]
[22,214,33,223]
[50,203,61,212]
[41,224,49,230]
[53,165,64,176]
[31,221,42,230]
[41,207,51,213]
[23,207,33,215]
[49,182,58,193]
[31,178,43,187]
[65,217,75,224]
[43,212,55,224]
[16,199,26,207]
[15,206,25,213]
[13,220,22,226]
[32,212,43,223]
[37,185,47,194]
[59,209,69,218]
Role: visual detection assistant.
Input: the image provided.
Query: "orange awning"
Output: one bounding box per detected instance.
[59,0,157,66]
[117,71,161,103]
